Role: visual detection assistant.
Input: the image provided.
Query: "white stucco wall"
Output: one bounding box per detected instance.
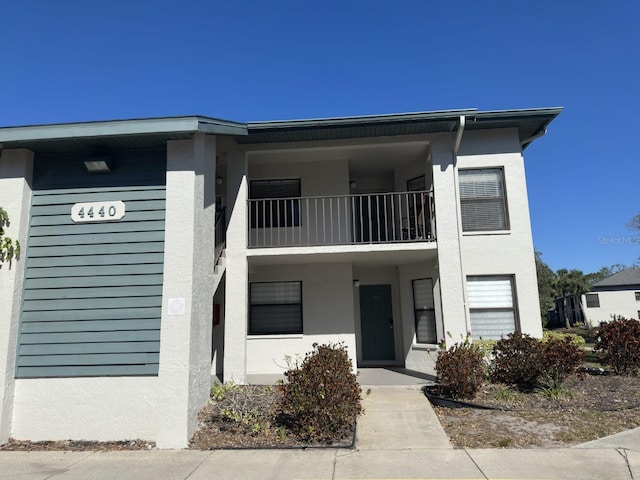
[582,289,640,325]
[246,262,357,374]
[0,149,33,443]
[156,134,217,448]
[456,129,542,338]
[398,259,440,373]
[12,378,158,441]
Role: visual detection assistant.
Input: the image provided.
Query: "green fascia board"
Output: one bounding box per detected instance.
[0,116,247,143]
[246,108,479,130]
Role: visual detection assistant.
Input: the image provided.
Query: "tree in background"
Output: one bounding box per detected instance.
[0,207,20,268]
[586,264,628,285]
[555,269,591,329]
[535,251,557,325]
[627,212,640,231]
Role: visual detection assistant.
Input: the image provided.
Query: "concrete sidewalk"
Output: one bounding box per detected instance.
[1,386,639,479]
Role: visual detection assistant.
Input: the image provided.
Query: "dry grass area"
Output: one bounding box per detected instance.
[432,374,640,448]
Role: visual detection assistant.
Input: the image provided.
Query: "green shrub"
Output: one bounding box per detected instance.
[543,331,586,347]
[593,317,640,375]
[278,343,362,443]
[538,337,584,389]
[490,333,542,390]
[208,382,277,435]
[435,338,486,399]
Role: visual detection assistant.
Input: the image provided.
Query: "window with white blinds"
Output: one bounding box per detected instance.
[458,168,508,231]
[249,281,302,334]
[467,276,516,340]
[412,278,437,344]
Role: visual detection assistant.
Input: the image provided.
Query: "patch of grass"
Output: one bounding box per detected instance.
[491,385,517,403]
[492,437,513,448]
[536,385,574,401]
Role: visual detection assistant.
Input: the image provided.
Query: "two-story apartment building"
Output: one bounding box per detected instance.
[0,107,560,447]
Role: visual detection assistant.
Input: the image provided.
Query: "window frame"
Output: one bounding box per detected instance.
[249,281,303,335]
[467,275,518,341]
[249,179,301,229]
[585,293,600,308]
[412,278,437,344]
[635,291,640,301]
[458,167,509,232]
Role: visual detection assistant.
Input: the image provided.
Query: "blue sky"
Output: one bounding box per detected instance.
[1,1,638,273]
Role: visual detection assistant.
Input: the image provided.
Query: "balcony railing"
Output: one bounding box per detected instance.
[248,190,435,248]
[214,207,226,266]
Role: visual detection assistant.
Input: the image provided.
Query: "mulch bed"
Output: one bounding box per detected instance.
[431,374,640,448]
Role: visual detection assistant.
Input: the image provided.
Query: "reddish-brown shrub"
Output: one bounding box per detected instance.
[538,337,584,388]
[490,333,542,390]
[435,341,485,399]
[593,317,640,375]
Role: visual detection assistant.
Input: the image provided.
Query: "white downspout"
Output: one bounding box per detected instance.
[451,115,470,335]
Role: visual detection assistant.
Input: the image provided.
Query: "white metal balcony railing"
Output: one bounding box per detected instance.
[248,190,435,248]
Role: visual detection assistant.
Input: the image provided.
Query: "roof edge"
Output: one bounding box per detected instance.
[0,116,248,144]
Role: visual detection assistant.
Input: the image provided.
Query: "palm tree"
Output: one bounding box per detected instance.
[555,269,591,329]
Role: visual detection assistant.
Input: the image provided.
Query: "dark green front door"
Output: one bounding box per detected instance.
[360,284,395,362]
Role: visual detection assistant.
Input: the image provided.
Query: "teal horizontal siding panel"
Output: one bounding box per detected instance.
[22,307,162,322]
[20,342,160,356]
[23,296,161,312]
[17,352,159,367]
[28,230,165,247]
[25,273,163,289]
[31,187,166,205]
[27,252,164,268]
[23,285,163,300]
[20,330,161,344]
[19,341,161,355]
[27,242,165,258]
[20,319,160,333]
[16,364,159,378]
[26,264,164,279]
[17,151,166,378]
[30,210,166,226]
[31,199,165,216]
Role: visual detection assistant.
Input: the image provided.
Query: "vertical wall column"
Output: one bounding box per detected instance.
[431,139,468,341]
[156,134,216,449]
[0,149,33,443]
[223,151,249,384]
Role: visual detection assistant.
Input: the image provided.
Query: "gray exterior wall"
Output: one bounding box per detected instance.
[16,150,166,378]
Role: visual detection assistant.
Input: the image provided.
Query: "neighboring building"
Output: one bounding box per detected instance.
[0,107,560,447]
[581,268,640,325]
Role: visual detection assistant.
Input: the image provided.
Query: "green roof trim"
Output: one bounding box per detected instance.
[0,107,562,153]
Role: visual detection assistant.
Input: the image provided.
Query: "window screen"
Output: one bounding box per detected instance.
[249,281,302,334]
[458,169,508,231]
[412,278,436,344]
[467,276,516,340]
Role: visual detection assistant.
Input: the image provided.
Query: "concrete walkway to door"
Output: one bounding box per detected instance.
[356,367,452,450]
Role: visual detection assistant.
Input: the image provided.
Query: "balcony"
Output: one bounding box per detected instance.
[248,190,435,248]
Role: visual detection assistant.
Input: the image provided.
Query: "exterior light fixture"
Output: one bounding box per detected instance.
[216,176,224,185]
[353,279,360,288]
[349,180,357,189]
[84,157,112,173]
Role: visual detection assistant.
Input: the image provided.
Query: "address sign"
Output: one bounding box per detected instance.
[71,201,126,223]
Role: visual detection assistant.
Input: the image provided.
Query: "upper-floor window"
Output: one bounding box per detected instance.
[585,293,600,308]
[635,291,640,301]
[250,179,300,228]
[458,168,508,232]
